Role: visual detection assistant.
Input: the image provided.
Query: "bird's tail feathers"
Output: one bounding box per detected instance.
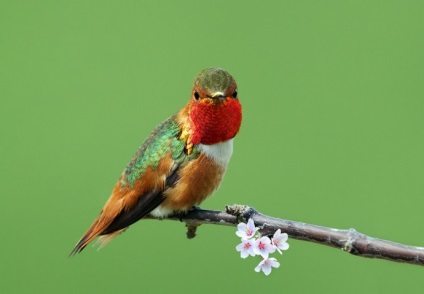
[94,229,125,250]
[70,215,127,256]
[69,219,103,256]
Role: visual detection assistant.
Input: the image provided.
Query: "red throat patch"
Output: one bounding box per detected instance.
[189,98,242,145]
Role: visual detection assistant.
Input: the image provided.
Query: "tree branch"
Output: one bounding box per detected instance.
[145,204,424,266]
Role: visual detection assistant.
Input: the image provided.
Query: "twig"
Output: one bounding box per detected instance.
[145,204,424,266]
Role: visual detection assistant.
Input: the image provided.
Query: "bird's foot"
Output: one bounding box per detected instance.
[176,206,202,221]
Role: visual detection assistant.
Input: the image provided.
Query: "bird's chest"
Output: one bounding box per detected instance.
[150,140,234,217]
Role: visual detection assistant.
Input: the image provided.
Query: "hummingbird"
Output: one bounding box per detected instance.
[70,68,242,255]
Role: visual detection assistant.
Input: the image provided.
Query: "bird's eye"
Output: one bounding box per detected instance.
[232,89,238,98]
[194,91,200,100]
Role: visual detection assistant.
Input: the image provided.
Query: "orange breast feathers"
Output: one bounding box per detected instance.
[154,152,225,215]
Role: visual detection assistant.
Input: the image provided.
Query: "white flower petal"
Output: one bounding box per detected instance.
[237,222,247,231]
[279,233,288,242]
[240,250,249,258]
[262,265,272,275]
[254,259,265,273]
[236,231,244,238]
[247,219,256,230]
[269,257,280,268]
[267,244,276,254]
[280,243,289,250]
[236,223,248,238]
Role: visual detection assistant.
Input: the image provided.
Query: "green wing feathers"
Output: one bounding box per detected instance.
[121,116,199,187]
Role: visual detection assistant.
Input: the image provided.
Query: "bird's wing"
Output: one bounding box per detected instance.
[70,116,198,255]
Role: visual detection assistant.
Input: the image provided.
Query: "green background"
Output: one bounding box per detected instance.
[1,1,423,293]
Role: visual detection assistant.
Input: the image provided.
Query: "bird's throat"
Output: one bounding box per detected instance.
[189,99,242,145]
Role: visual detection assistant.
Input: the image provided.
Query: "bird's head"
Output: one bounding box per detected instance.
[185,68,242,145]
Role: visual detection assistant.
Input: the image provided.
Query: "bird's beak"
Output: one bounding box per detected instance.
[211,92,226,100]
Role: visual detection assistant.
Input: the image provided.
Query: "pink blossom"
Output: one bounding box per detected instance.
[271,229,289,254]
[255,258,280,275]
[253,236,276,258]
[236,239,256,258]
[236,219,258,240]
